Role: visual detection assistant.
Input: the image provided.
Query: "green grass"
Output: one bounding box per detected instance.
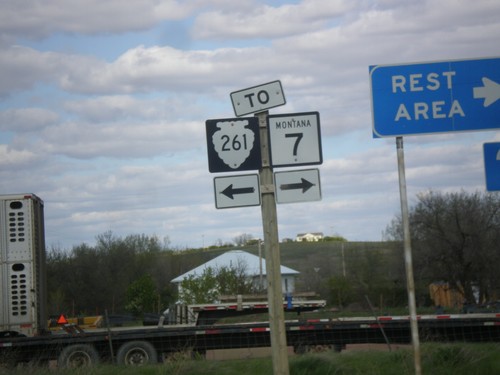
[1,343,499,375]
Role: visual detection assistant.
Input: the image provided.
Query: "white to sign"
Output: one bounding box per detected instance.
[214,174,261,209]
[274,168,321,204]
[206,117,261,173]
[267,111,322,168]
[231,80,286,117]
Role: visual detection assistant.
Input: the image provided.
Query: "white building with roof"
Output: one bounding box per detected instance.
[296,232,324,242]
[171,250,299,295]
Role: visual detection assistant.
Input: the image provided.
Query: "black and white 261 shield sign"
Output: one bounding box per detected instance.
[206,117,261,173]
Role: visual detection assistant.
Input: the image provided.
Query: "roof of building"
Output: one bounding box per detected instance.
[296,232,323,237]
[171,249,299,283]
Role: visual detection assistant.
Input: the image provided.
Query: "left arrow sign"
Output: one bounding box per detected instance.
[214,174,261,209]
[221,184,255,199]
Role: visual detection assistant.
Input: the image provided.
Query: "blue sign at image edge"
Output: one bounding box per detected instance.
[484,142,500,191]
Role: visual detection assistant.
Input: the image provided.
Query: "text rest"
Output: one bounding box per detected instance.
[395,99,465,121]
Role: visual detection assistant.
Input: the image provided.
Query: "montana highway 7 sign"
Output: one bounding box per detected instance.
[370,57,500,137]
[484,142,500,191]
[231,81,286,117]
[274,169,321,204]
[214,174,261,209]
[206,117,261,173]
[267,111,322,167]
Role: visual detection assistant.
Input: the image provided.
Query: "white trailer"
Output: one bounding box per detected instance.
[0,194,47,337]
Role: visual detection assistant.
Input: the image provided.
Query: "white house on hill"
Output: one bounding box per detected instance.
[296,232,324,242]
[171,250,299,295]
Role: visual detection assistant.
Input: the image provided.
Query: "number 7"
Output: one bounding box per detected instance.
[285,133,303,156]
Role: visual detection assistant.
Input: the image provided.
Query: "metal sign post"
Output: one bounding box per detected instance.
[396,137,421,375]
[257,111,290,375]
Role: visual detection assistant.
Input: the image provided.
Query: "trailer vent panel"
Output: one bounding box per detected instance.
[10,266,29,317]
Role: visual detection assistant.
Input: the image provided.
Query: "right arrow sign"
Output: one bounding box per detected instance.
[280,178,315,193]
[274,169,321,204]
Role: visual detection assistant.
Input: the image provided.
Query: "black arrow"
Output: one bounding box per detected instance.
[280,178,315,193]
[221,184,255,199]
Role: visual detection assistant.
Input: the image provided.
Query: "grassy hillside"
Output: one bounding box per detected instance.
[225,240,400,273]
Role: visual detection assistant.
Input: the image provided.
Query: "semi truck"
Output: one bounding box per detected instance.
[1,193,499,368]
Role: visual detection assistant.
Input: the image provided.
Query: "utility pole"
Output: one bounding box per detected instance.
[257,110,290,375]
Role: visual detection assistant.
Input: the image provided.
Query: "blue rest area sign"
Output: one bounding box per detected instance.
[370,57,500,137]
[484,142,500,191]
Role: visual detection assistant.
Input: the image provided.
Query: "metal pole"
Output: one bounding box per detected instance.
[341,242,346,277]
[257,111,290,375]
[396,136,422,375]
[104,309,115,363]
[364,295,392,352]
[259,239,263,290]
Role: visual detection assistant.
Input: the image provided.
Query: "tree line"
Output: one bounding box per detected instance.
[46,232,271,318]
[45,190,499,318]
[46,232,191,317]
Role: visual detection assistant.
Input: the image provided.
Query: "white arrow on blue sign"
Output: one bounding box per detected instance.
[370,57,500,137]
[483,142,500,191]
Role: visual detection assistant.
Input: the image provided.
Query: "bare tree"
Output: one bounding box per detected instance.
[385,190,500,303]
[233,233,254,246]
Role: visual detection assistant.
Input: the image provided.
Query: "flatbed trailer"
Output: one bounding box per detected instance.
[1,313,499,367]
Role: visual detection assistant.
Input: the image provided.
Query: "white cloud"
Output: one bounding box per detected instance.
[192,0,353,39]
[63,95,194,123]
[36,118,205,159]
[56,45,268,95]
[0,45,100,95]
[0,0,195,40]
[0,144,38,168]
[1,0,499,249]
[0,108,59,132]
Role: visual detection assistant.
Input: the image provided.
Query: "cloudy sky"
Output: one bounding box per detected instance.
[1,0,499,250]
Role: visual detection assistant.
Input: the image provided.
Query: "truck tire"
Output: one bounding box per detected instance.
[116,340,158,366]
[57,344,100,368]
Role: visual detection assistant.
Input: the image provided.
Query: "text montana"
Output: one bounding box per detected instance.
[275,119,312,129]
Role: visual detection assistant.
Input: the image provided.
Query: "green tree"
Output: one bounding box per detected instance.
[46,232,176,316]
[179,267,219,304]
[46,246,71,315]
[323,236,347,242]
[328,275,353,308]
[216,264,255,296]
[346,248,406,308]
[125,274,158,317]
[178,261,257,304]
